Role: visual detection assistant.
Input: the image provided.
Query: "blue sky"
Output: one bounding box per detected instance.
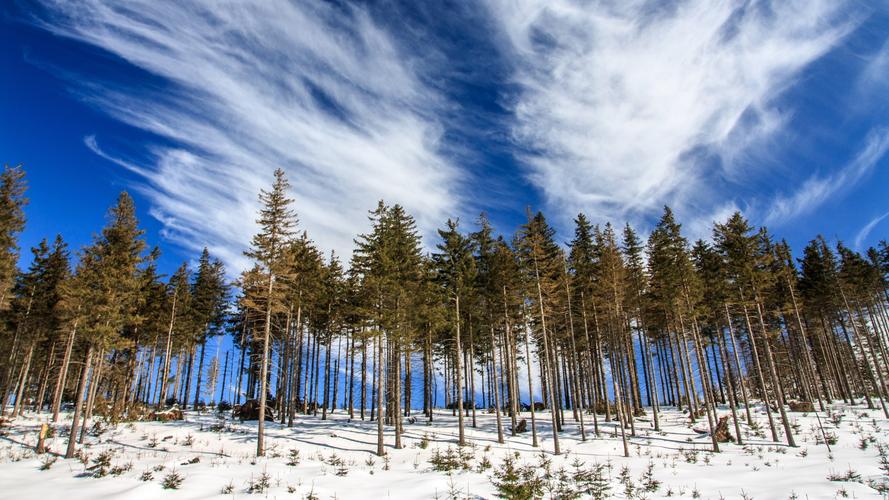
[2,0,889,278]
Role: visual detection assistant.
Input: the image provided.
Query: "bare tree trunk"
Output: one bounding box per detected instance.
[376,334,385,456]
[580,292,600,435]
[717,321,743,445]
[394,340,403,450]
[322,331,332,420]
[289,303,302,425]
[236,336,246,405]
[682,311,719,452]
[755,302,795,447]
[360,335,367,421]
[725,305,753,425]
[839,289,888,417]
[788,279,821,408]
[12,341,35,418]
[65,344,93,459]
[79,347,105,444]
[193,328,209,410]
[609,353,630,457]
[522,304,539,448]
[52,318,79,422]
[532,259,560,455]
[256,274,274,457]
[454,295,465,446]
[158,293,178,408]
[743,304,779,442]
[349,331,356,421]
[34,341,56,413]
[333,335,342,412]
[490,325,504,444]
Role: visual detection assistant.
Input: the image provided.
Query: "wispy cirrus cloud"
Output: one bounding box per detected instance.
[854,211,889,250]
[485,0,858,234]
[31,0,462,271]
[764,127,889,226]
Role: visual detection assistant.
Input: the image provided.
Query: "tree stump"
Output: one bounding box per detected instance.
[36,423,49,454]
[788,401,815,412]
[513,418,528,433]
[714,415,734,443]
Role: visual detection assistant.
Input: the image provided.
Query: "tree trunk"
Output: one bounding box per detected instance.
[256,273,274,457]
[65,344,93,459]
[52,318,79,422]
[376,334,385,456]
[454,295,465,446]
[490,325,504,444]
[193,332,208,410]
[12,341,35,418]
[742,304,779,442]
[532,258,560,455]
[522,303,539,448]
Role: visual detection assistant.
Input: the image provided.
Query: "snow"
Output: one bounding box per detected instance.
[0,402,886,499]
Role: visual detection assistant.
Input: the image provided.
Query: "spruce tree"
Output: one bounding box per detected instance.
[190,248,229,410]
[353,201,424,454]
[244,168,296,456]
[65,192,146,458]
[623,223,657,429]
[569,214,603,437]
[6,237,69,417]
[0,164,27,311]
[516,210,564,455]
[434,218,476,446]
[714,212,794,446]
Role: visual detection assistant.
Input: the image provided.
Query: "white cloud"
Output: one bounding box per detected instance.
[486,0,857,230]
[854,211,889,250]
[764,127,889,225]
[33,0,463,271]
[859,36,889,93]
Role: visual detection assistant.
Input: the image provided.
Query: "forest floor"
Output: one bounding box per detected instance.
[0,402,887,499]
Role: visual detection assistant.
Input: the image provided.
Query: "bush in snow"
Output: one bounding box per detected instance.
[429,446,472,472]
[221,481,235,494]
[88,450,113,478]
[640,460,661,493]
[287,448,301,466]
[162,470,184,489]
[39,455,57,470]
[491,455,543,500]
[247,471,272,494]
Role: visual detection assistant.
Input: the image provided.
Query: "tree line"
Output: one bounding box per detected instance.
[1,165,888,460]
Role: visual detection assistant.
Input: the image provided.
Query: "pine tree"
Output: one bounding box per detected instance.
[158,263,190,407]
[693,239,746,442]
[623,223,657,429]
[64,192,146,458]
[127,247,166,411]
[434,218,476,446]
[598,222,634,455]
[353,201,424,454]
[5,237,69,418]
[714,212,794,446]
[569,214,603,437]
[471,213,508,443]
[244,169,297,456]
[516,210,564,455]
[190,248,228,410]
[0,164,27,311]
[836,242,889,416]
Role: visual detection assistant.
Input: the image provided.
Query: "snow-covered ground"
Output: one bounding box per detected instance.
[0,402,886,499]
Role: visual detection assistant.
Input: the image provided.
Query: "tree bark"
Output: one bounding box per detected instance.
[65,344,93,459]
